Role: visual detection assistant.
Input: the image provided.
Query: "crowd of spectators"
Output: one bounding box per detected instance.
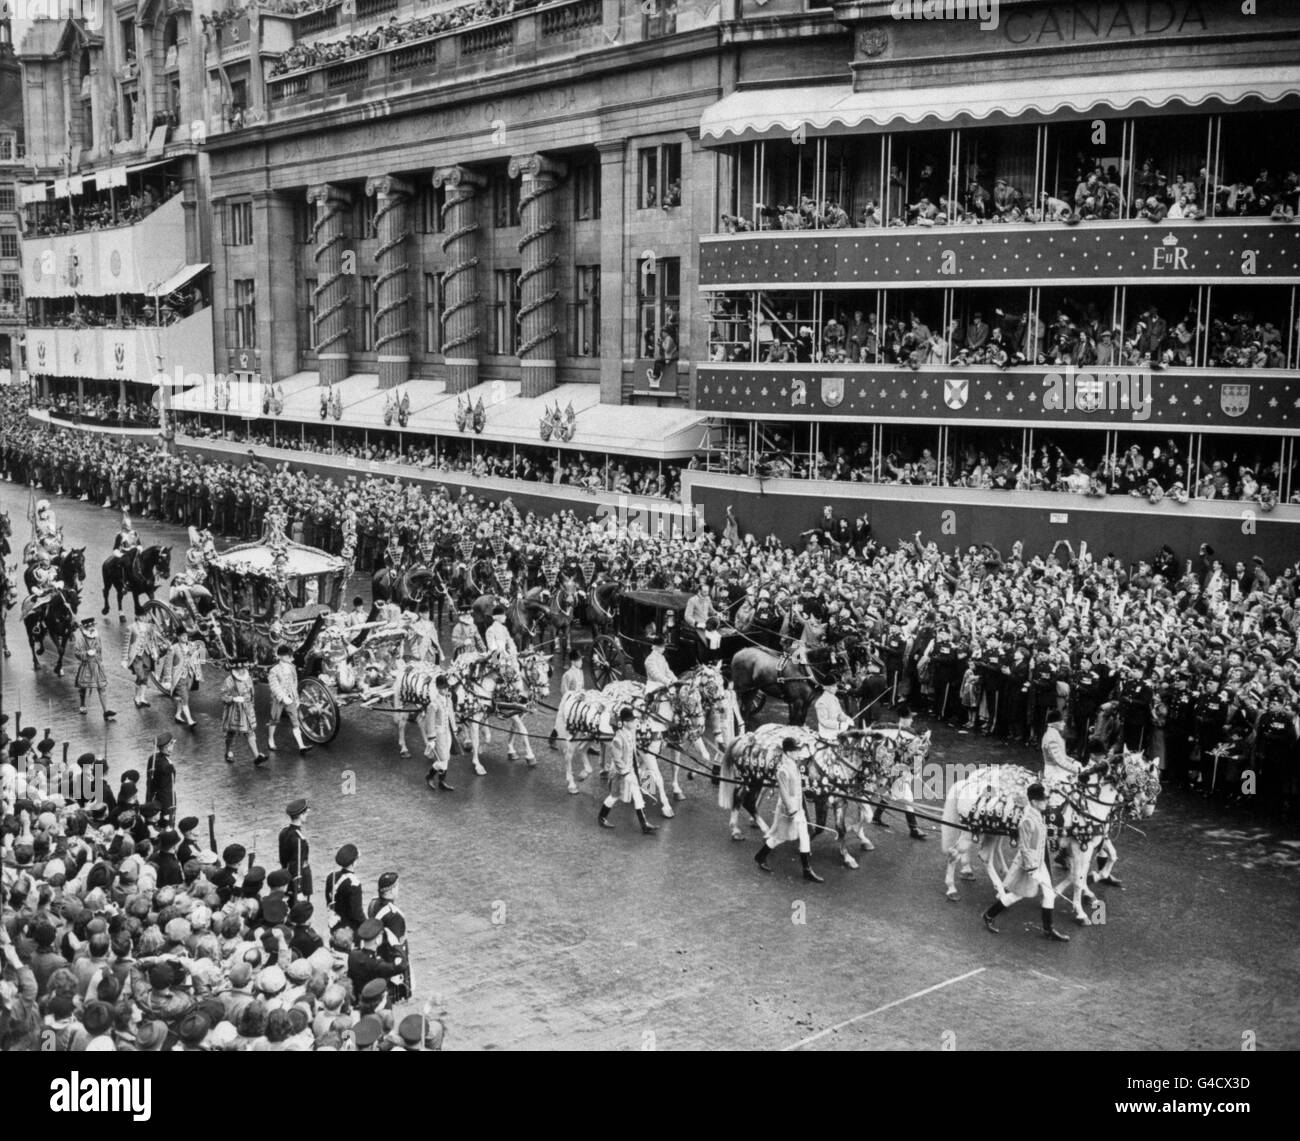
[29,290,203,332]
[268,0,544,77]
[0,724,447,1051]
[177,418,685,500]
[710,297,1295,371]
[726,153,1299,234]
[26,182,182,239]
[705,430,1295,508]
[32,391,160,429]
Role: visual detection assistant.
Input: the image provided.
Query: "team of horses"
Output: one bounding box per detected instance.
[0,507,1160,924]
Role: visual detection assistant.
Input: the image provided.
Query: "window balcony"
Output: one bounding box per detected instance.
[25,310,215,385]
[261,0,610,117]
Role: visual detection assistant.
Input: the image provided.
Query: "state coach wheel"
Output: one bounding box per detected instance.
[590,634,623,689]
[140,599,179,643]
[297,676,340,746]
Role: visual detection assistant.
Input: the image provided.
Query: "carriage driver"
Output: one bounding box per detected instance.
[684,580,718,648]
[33,499,60,550]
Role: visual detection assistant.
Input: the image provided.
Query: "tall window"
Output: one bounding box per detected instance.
[638,143,682,209]
[120,18,136,64]
[424,271,444,354]
[0,231,17,258]
[637,257,680,360]
[572,265,600,357]
[573,159,601,221]
[492,268,520,355]
[358,275,377,351]
[357,193,378,239]
[492,174,519,228]
[296,198,315,245]
[233,279,256,348]
[419,184,446,234]
[228,201,253,246]
[303,277,317,352]
[0,137,14,161]
[1,273,19,304]
[0,187,14,212]
[641,0,677,38]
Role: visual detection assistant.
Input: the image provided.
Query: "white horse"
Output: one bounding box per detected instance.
[718,724,896,869]
[657,665,743,802]
[554,679,646,794]
[449,649,552,775]
[940,750,1160,924]
[553,678,704,817]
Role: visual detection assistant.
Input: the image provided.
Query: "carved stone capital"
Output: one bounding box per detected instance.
[431,166,487,192]
[307,183,352,208]
[365,174,414,200]
[507,153,567,183]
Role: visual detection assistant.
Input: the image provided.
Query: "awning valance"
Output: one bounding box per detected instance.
[151,263,209,296]
[701,66,1300,143]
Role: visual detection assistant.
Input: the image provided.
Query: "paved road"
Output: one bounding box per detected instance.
[2,478,1299,1050]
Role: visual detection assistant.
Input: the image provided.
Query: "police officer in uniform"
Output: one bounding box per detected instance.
[325,844,365,934]
[1194,675,1229,790]
[278,797,312,903]
[1117,666,1153,750]
[1070,653,1108,752]
[1255,694,1300,817]
[882,624,908,707]
[1163,673,1197,787]
[931,628,965,724]
[367,871,411,1003]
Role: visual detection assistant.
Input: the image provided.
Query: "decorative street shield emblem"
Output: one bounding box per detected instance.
[579,559,595,584]
[458,538,473,560]
[944,377,969,410]
[1220,384,1250,418]
[820,376,844,408]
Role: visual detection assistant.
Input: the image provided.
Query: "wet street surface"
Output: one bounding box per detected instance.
[3,478,1298,1050]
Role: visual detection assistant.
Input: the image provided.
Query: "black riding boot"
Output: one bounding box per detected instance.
[636,809,658,835]
[800,852,824,883]
[711,764,721,788]
[754,842,772,872]
[982,900,1005,933]
[906,812,927,840]
[1042,907,1070,941]
[597,803,614,829]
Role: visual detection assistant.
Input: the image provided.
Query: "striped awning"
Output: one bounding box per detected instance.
[701,66,1300,143]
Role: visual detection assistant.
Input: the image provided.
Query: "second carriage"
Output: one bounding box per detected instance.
[587,587,747,688]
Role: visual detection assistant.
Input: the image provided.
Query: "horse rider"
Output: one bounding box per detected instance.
[111,509,141,561]
[981,782,1071,942]
[754,735,824,883]
[402,601,442,666]
[33,499,60,552]
[485,603,518,662]
[451,611,486,659]
[1041,709,1081,785]
[813,677,853,742]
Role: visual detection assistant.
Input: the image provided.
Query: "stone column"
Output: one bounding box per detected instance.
[509,153,567,398]
[365,175,414,391]
[307,183,353,388]
[255,190,299,385]
[596,141,625,406]
[431,166,486,395]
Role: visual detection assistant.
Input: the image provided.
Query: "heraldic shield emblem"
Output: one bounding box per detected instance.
[820,376,845,408]
[1220,384,1250,418]
[944,377,969,410]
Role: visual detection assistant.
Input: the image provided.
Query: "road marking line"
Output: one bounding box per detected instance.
[782,967,987,1051]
